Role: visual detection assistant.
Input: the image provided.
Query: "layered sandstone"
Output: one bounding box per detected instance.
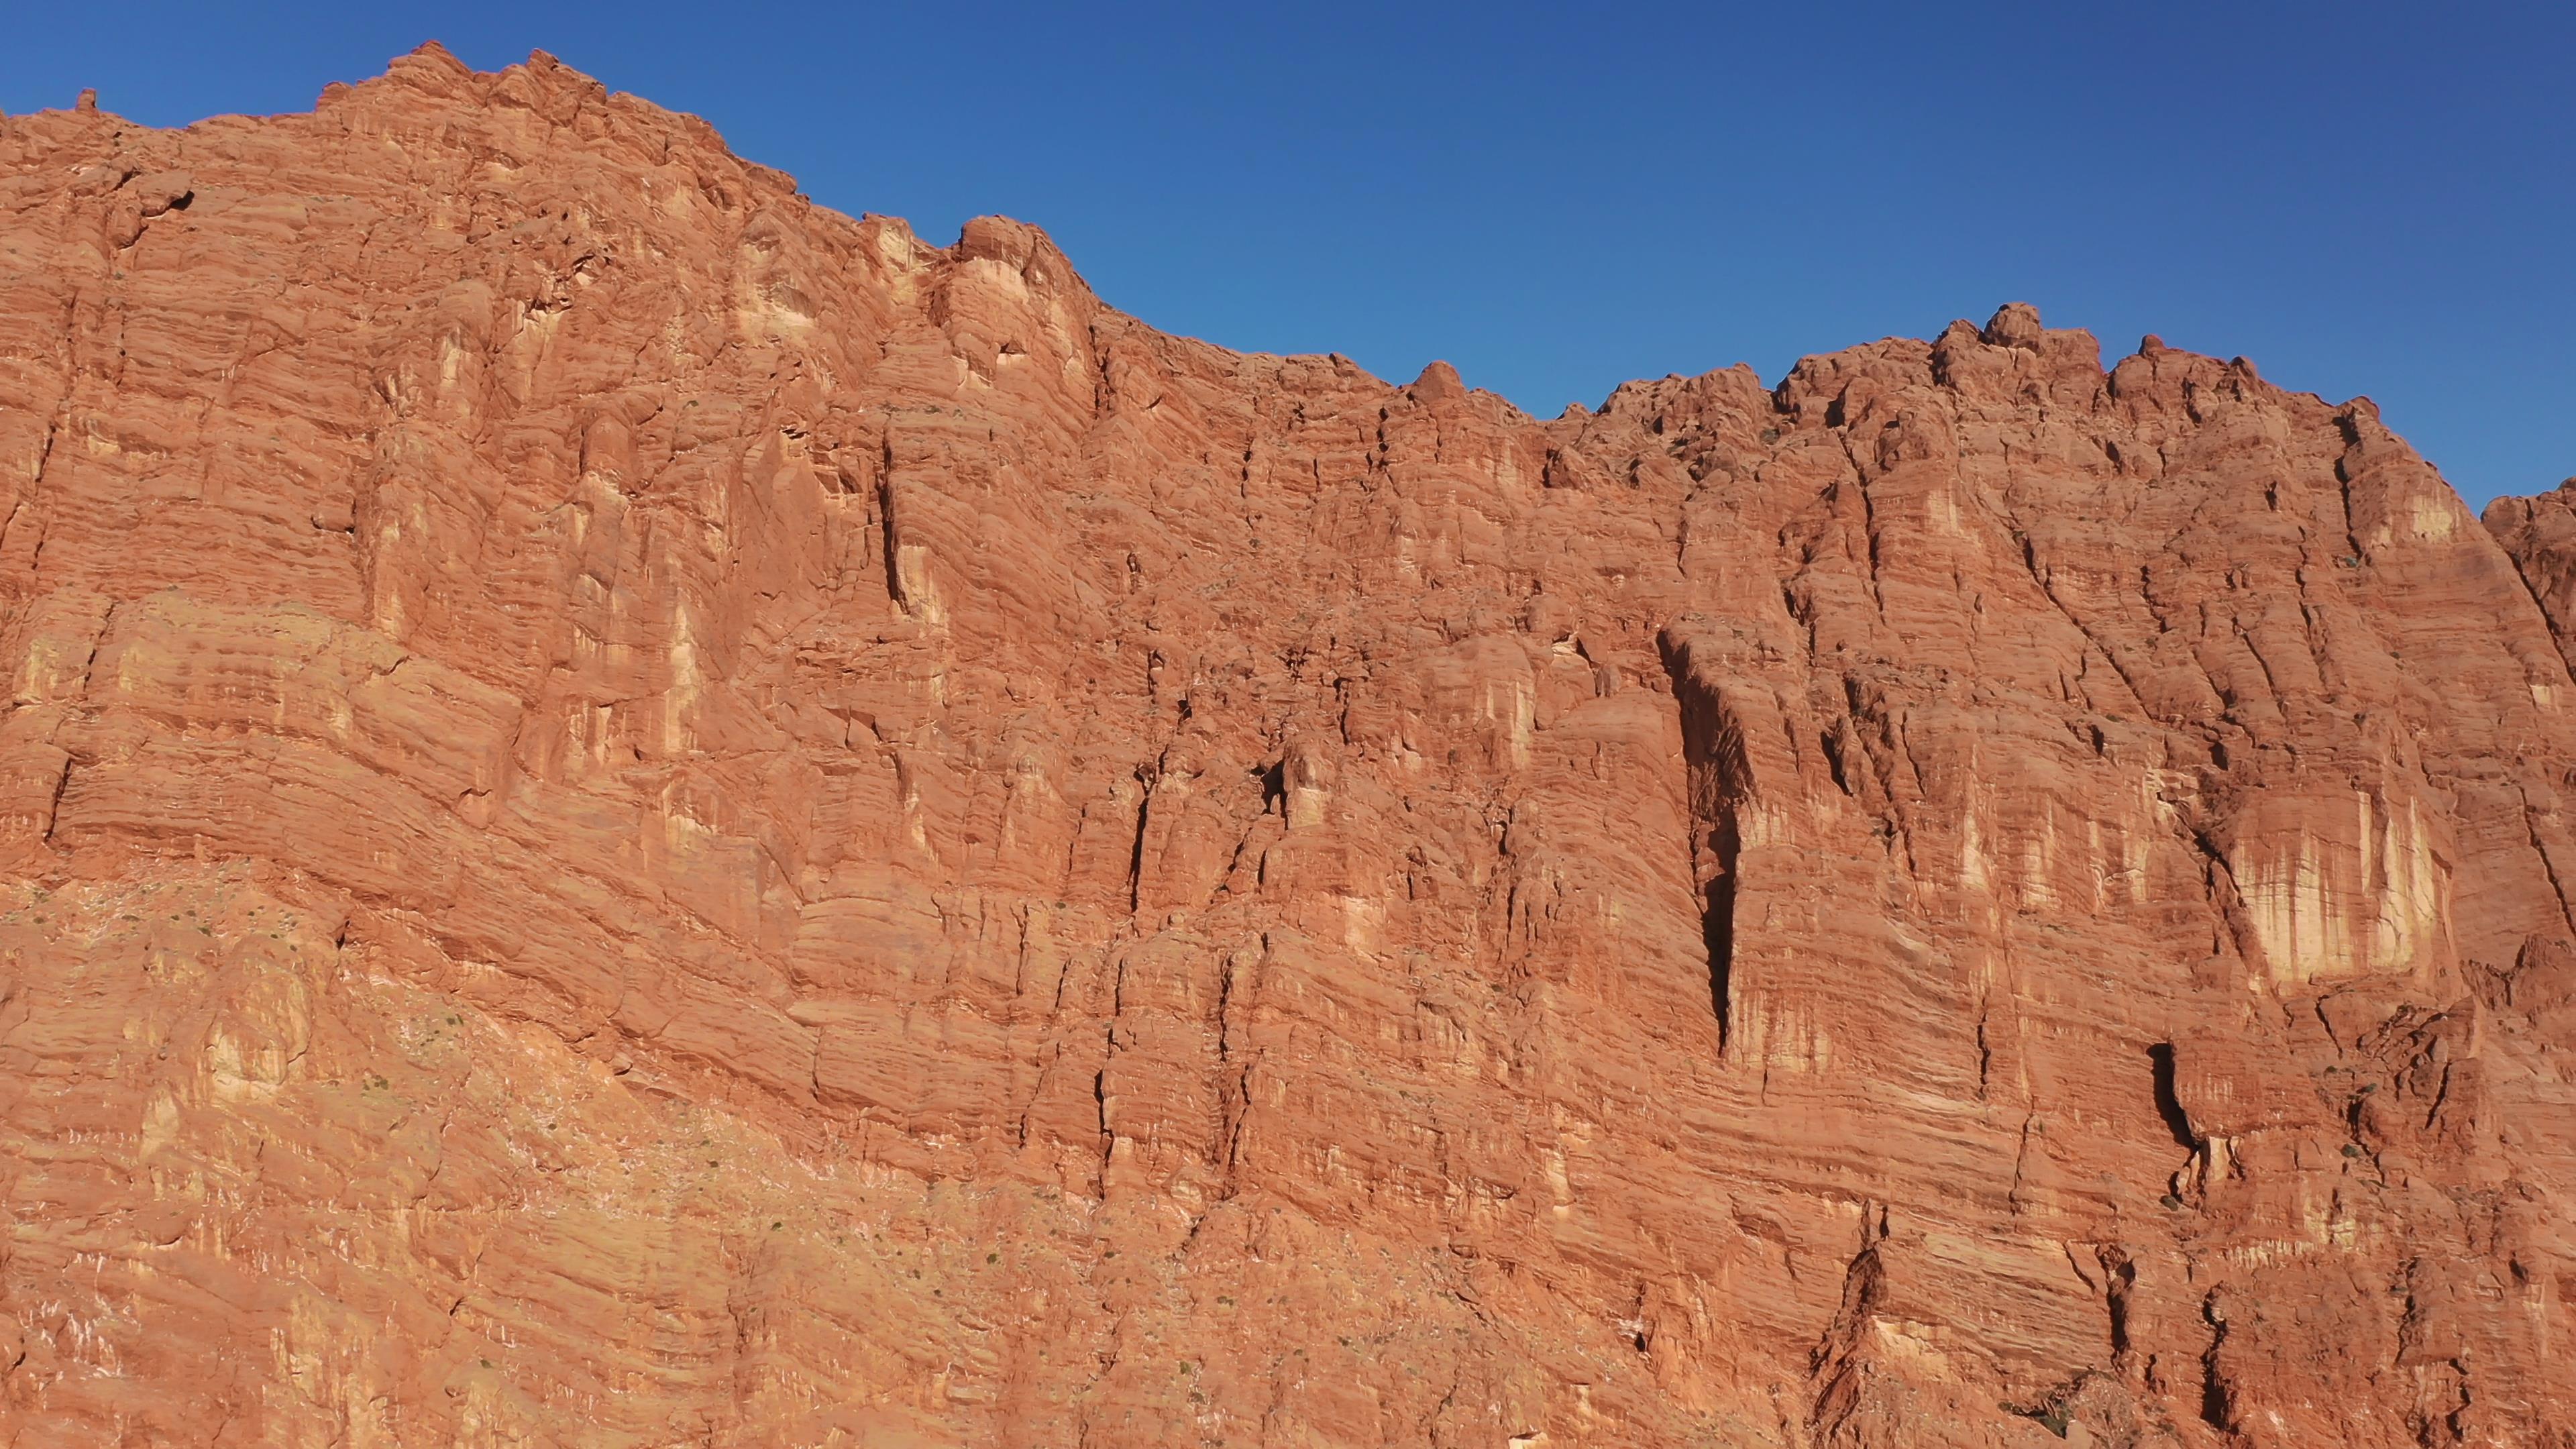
[2,44,2573,1449]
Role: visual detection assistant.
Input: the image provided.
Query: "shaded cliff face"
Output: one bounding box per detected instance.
[2,42,2573,1449]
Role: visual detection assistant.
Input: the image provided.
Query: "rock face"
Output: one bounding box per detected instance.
[2,44,2573,1449]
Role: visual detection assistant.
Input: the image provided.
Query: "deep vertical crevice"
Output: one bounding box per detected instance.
[1125,777,1152,914]
[2148,1043,2198,1149]
[2198,1295,2236,1433]
[2329,411,2369,564]
[1806,1205,1890,1439]
[1092,1065,1114,1186]
[875,472,905,612]
[1661,631,1749,1055]
[1701,815,1739,1042]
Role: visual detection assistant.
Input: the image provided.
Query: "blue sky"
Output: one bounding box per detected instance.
[7,2,2568,506]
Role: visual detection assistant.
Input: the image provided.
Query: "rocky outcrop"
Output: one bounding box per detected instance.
[2,44,2572,1449]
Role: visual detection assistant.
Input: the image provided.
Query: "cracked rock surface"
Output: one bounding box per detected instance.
[3,42,2573,1449]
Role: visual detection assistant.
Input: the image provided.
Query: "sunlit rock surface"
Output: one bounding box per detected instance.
[3,44,2573,1449]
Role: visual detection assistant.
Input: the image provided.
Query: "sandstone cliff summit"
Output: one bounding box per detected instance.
[3,42,2575,1449]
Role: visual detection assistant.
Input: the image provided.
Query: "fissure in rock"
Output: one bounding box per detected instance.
[1663,636,1749,1055]
[2148,1042,2198,1149]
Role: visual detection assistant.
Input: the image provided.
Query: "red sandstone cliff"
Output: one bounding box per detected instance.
[2,43,2573,1449]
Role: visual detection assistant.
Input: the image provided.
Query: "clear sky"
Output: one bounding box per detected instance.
[7,1,2568,506]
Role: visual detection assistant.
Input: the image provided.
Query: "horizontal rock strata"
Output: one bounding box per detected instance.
[2,42,2573,1449]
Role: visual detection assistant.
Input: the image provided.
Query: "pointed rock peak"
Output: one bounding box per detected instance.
[2138,334,2167,356]
[1982,302,2045,349]
[388,40,475,93]
[2231,355,2261,382]
[1409,360,1466,402]
[409,40,468,71]
[75,88,99,115]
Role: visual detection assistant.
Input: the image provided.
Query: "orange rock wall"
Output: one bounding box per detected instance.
[2,44,2573,1449]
